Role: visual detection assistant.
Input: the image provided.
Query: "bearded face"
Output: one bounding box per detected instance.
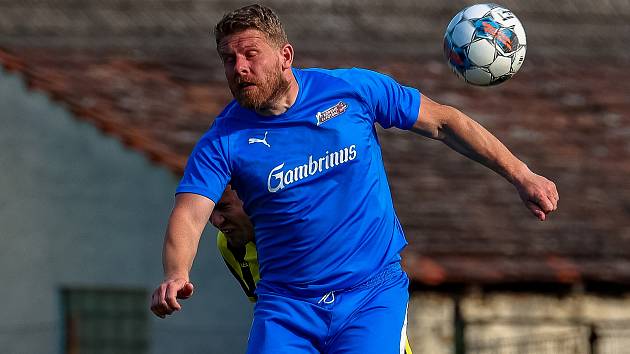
[219,29,291,112]
[229,57,290,111]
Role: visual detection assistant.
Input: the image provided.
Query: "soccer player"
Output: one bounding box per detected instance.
[211,186,414,352]
[212,185,259,302]
[150,4,559,353]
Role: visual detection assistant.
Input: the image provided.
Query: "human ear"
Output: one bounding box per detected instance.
[281,43,294,70]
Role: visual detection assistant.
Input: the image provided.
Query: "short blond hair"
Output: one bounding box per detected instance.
[214,4,288,48]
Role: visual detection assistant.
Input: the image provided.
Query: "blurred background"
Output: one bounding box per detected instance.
[1,0,628,353]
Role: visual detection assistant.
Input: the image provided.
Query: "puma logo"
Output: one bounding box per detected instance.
[248,131,270,148]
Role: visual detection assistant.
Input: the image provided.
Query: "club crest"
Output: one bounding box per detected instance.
[316,101,348,126]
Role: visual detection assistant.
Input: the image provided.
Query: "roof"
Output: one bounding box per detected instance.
[2,0,629,58]
[2,1,629,289]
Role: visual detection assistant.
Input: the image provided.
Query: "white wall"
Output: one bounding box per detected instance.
[408,290,630,354]
[0,67,252,354]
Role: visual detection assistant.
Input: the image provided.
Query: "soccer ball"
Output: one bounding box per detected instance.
[443,3,527,86]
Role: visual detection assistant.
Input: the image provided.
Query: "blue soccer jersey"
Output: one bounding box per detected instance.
[177,67,421,296]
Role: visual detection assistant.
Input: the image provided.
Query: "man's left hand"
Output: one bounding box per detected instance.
[514,171,559,221]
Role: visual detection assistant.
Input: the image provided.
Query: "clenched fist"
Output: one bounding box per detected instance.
[150,278,195,318]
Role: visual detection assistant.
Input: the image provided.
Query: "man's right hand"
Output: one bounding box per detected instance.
[150,278,195,318]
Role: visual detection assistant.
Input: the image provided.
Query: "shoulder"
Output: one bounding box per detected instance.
[296,67,382,108]
[194,102,241,146]
[299,67,403,100]
[298,67,383,85]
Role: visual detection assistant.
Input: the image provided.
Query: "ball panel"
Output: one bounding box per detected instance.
[511,46,527,73]
[489,7,521,28]
[444,37,471,74]
[488,55,512,77]
[452,20,476,47]
[446,11,464,34]
[465,67,493,86]
[462,4,492,20]
[495,27,520,54]
[473,17,501,41]
[512,20,527,45]
[467,39,495,66]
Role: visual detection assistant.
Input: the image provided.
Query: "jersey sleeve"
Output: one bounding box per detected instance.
[348,68,421,130]
[176,121,231,203]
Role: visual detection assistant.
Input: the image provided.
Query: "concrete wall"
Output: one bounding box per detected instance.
[408,290,630,354]
[0,67,252,354]
[408,293,455,354]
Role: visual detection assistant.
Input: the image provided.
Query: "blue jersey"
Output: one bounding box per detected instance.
[177,67,421,296]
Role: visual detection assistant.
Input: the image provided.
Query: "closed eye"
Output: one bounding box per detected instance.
[215,202,230,211]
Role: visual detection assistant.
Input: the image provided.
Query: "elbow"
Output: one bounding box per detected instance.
[428,104,462,141]
[439,104,470,136]
[413,95,463,140]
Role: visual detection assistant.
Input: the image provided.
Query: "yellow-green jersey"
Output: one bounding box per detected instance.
[216,231,413,353]
[217,231,260,302]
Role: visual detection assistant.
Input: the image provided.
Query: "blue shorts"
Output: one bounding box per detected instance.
[246,263,410,354]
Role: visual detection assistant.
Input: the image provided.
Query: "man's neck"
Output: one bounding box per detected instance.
[255,69,299,116]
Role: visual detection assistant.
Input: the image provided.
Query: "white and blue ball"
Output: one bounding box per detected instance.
[444,3,527,86]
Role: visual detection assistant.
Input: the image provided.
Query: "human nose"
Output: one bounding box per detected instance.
[234,55,250,75]
[210,212,225,228]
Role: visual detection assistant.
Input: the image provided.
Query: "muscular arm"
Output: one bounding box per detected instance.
[412,94,558,220]
[163,193,215,278]
[151,193,215,318]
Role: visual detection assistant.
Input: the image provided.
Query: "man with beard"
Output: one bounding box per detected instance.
[151,4,559,353]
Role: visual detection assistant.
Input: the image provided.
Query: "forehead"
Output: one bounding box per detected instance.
[218,29,273,52]
[218,187,239,203]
